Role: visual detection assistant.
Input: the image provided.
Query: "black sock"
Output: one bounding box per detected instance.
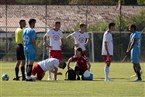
[26,65,32,77]
[81,75,84,80]
[21,66,25,79]
[133,66,137,73]
[136,71,141,79]
[15,67,19,78]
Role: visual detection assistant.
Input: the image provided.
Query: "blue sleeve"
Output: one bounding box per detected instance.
[134,33,140,40]
[31,30,36,40]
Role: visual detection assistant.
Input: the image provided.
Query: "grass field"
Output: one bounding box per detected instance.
[0,62,145,97]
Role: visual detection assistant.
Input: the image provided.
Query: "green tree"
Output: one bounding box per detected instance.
[137,0,145,5]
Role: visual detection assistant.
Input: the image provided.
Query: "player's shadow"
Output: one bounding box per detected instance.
[98,77,127,80]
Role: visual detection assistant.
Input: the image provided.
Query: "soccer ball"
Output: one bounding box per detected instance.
[2,74,9,81]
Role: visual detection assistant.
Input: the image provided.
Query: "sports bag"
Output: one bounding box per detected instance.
[65,69,76,80]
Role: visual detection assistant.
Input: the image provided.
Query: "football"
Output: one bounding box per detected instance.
[2,74,9,81]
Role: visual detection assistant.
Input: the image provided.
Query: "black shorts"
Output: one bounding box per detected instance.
[16,44,25,60]
[74,66,85,75]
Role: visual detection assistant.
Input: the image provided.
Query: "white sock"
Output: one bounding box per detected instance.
[48,71,51,79]
[104,66,109,79]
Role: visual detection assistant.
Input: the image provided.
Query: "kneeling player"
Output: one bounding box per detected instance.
[67,48,91,80]
[32,58,66,80]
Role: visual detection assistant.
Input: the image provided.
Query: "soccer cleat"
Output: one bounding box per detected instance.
[130,74,137,78]
[22,78,26,81]
[26,78,33,81]
[130,71,142,78]
[48,77,51,80]
[13,77,20,81]
[104,77,111,81]
[25,76,33,81]
[134,78,142,82]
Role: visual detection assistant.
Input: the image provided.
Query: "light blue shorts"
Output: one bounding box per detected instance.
[130,51,140,64]
[24,45,36,61]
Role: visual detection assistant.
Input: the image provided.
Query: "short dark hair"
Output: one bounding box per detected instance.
[80,23,86,28]
[61,62,66,69]
[76,48,84,56]
[19,19,25,24]
[76,48,82,52]
[29,19,36,25]
[108,22,115,29]
[55,21,61,25]
[130,24,136,30]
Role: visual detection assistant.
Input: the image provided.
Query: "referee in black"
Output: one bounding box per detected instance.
[13,20,26,81]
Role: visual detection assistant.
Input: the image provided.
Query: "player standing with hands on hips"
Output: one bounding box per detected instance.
[125,24,142,81]
[66,23,89,56]
[23,19,37,81]
[102,23,115,81]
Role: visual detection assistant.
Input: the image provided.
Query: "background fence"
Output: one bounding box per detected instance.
[0,5,145,62]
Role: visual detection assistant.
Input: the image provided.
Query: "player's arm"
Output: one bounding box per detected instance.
[60,38,63,49]
[66,34,78,47]
[43,34,51,48]
[125,41,131,55]
[104,41,109,56]
[32,38,37,54]
[67,58,72,69]
[32,31,37,53]
[67,57,73,69]
[87,62,91,71]
[85,38,90,46]
[126,38,137,54]
[67,35,75,45]
[50,67,58,80]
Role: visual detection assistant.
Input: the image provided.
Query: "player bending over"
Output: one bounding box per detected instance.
[32,58,66,80]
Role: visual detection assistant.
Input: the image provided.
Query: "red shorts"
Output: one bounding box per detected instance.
[49,50,62,61]
[32,64,45,80]
[103,55,112,63]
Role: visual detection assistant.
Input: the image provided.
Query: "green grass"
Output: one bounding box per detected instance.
[0,62,145,97]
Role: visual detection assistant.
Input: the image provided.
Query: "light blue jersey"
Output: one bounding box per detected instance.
[23,27,37,61]
[130,31,141,64]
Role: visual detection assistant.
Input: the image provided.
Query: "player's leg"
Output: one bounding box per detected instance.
[104,55,112,81]
[14,60,20,80]
[26,60,34,80]
[131,52,142,81]
[25,47,35,81]
[32,64,37,76]
[130,65,137,78]
[79,69,85,80]
[75,66,81,80]
[135,64,142,81]
[47,50,53,80]
[48,71,51,80]
[13,45,21,80]
[133,63,142,81]
[20,45,26,80]
[37,72,45,80]
[48,50,62,80]
[104,63,110,81]
[21,60,26,80]
[36,64,45,80]
[32,64,44,80]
